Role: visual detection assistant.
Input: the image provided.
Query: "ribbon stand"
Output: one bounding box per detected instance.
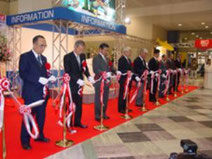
[94,72,109,131]
[185,69,189,92]
[181,69,184,94]
[141,71,148,112]
[121,94,132,119]
[56,96,73,147]
[56,98,74,147]
[166,70,170,101]
[1,113,6,159]
[155,71,161,106]
[174,71,178,97]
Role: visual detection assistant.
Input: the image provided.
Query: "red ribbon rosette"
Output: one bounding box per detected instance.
[82,60,87,72]
[0,77,10,91]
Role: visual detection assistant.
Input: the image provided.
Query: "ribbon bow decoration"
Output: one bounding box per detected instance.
[123,71,132,100]
[55,73,76,129]
[0,77,44,139]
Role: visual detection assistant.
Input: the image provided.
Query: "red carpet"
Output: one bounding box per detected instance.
[0,86,198,159]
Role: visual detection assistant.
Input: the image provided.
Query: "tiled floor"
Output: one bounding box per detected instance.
[46,79,212,159]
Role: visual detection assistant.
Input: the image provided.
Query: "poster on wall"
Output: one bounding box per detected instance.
[61,0,116,22]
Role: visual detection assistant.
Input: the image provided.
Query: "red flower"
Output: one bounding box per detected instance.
[45,62,51,70]
[108,61,113,67]
[82,60,87,67]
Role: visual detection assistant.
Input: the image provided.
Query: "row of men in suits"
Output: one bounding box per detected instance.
[19,35,182,150]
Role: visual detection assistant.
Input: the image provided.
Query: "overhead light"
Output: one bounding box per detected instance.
[191,32,195,35]
[201,22,205,25]
[210,32,212,34]
[196,35,199,38]
[178,24,182,27]
[205,26,209,29]
[200,37,203,39]
[184,37,188,40]
[124,17,131,24]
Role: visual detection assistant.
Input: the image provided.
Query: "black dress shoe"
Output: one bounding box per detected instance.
[136,104,143,107]
[22,144,32,150]
[103,116,110,119]
[128,109,132,112]
[95,118,100,122]
[34,137,50,143]
[119,110,126,114]
[74,124,88,128]
[149,99,156,102]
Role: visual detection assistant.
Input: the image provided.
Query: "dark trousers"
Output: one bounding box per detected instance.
[118,82,131,112]
[72,93,82,125]
[149,79,157,101]
[94,81,110,119]
[159,76,166,97]
[21,99,47,145]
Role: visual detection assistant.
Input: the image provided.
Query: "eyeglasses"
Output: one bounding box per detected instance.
[37,44,47,48]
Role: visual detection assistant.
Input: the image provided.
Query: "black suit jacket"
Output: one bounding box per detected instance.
[148,57,159,71]
[19,50,48,104]
[175,59,181,68]
[166,59,176,70]
[133,56,147,77]
[118,56,132,84]
[64,52,90,93]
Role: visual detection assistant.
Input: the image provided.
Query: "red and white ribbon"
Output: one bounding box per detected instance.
[150,70,161,94]
[130,70,149,103]
[57,73,76,129]
[0,77,43,138]
[163,69,171,95]
[82,60,87,73]
[0,77,9,132]
[123,71,132,100]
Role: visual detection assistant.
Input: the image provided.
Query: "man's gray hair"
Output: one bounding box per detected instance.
[122,46,131,53]
[74,40,85,48]
[139,48,148,54]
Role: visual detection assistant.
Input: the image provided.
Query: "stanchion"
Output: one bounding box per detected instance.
[181,70,184,94]
[2,117,6,159]
[55,99,73,147]
[141,79,148,112]
[174,71,178,97]
[155,73,160,106]
[121,95,132,119]
[185,70,189,92]
[94,104,109,131]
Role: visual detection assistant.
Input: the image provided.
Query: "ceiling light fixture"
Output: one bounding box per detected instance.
[191,32,195,35]
[205,26,209,29]
[178,24,182,27]
[201,22,205,25]
[124,17,131,24]
[196,35,199,38]
[210,32,212,34]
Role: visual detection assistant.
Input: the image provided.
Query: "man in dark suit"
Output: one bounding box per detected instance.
[148,49,160,102]
[93,43,115,121]
[159,54,167,98]
[19,35,55,150]
[166,52,176,94]
[175,54,182,91]
[133,48,148,107]
[64,40,94,129]
[118,47,140,114]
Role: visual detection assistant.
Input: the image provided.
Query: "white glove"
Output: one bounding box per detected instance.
[150,71,154,74]
[162,74,166,78]
[116,71,122,75]
[38,77,48,85]
[135,76,141,82]
[77,79,84,86]
[88,76,95,84]
[106,72,112,78]
[48,75,57,82]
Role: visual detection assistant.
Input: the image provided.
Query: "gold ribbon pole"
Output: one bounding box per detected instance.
[141,80,148,111]
[174,72,178,97]
[55,98,73,147]
[94,103,109,131]
[121,95,132,119]
[181,70,184,94]
[155,75,160,106]
[2,116,6,159]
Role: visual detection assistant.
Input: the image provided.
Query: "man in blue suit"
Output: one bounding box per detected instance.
[19,35,54,150]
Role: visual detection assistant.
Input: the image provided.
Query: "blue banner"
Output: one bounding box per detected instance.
[6,7,126,34]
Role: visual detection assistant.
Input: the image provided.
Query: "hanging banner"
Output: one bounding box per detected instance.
[195,39,212,50]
